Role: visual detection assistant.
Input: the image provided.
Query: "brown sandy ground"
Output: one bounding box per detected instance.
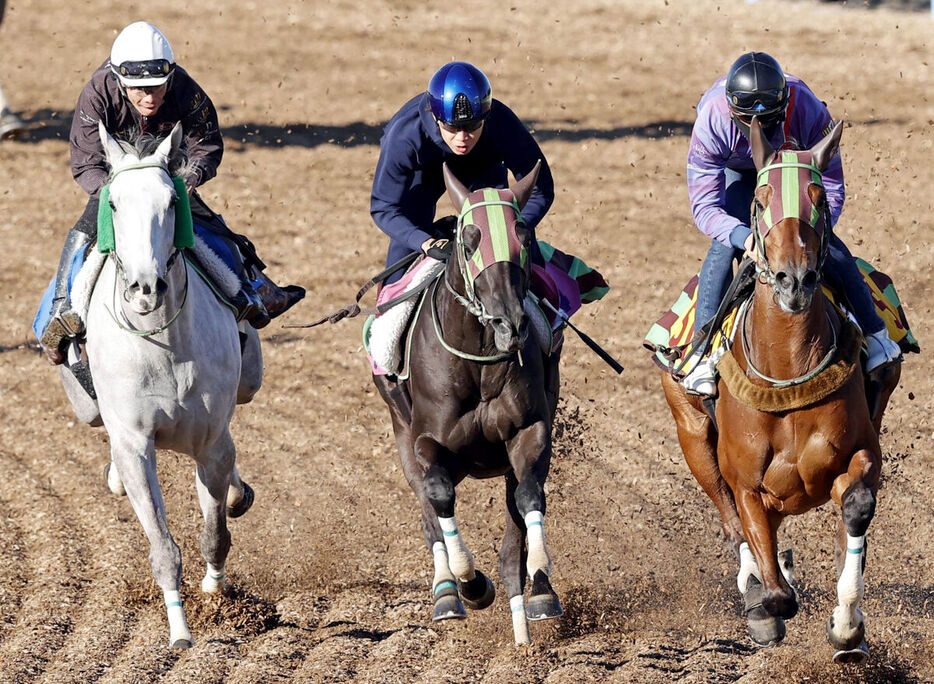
[0,0,931,681]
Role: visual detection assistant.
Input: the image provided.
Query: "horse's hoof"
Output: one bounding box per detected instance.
[526,592,563,621]
[459,571,495,610]
[432,594,467,621]
[832,640,869,665]
[744,577,786,646]
[227,482,254,519]
[104,463,126,496]
[171,638,194,650]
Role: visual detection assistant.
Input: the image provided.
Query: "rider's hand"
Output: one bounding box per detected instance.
[743,233,760,265]
[422,237,454,261]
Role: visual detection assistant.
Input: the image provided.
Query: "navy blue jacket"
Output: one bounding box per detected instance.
[371,93,554,268]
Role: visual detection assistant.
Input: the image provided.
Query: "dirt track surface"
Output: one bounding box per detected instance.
[1,1,932,682]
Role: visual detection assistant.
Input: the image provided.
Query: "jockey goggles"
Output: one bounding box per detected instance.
[728,88,786,116]
[115,59,174,81]
[438,119,484,134]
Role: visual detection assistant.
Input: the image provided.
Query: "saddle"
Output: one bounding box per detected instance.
[364,258,563,379]
[644,256,920,379]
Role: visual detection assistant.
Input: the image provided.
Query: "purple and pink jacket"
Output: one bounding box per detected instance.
[686,74,844,249]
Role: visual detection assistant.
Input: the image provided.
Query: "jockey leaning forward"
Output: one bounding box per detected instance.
[371,61,554,283]
[681,51,901,396]
[38,21,304,364]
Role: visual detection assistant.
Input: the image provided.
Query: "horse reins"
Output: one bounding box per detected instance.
[428,197,531,363]
[103,161,190,337]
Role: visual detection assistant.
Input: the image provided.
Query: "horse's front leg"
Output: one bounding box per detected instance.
[194,431,235,595]
[501,472,531,645]
[826,447,880,664]
[110,431,192,649]
[508,420,562,622]
[734,488,795,646]
[416,435,495,614]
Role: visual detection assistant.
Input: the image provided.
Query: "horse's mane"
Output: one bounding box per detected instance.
[112,129,189,178]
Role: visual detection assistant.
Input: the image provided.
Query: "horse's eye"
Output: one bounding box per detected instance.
[109,200,116,211]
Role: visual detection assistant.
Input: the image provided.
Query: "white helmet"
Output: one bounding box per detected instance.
[110,21,175,87]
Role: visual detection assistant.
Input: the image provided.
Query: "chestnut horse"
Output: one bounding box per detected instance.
[373,162,563,645]
[661,118,901,663]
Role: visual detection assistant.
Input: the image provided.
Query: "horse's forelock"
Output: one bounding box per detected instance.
[112,130,188,177]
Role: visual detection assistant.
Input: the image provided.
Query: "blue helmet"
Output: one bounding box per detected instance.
[427,62,492,127]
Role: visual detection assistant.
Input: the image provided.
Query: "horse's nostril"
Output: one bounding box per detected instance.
[156,278,168,295]
[128,281,141,293]
[802,271,818,290]
[141,283,152,296]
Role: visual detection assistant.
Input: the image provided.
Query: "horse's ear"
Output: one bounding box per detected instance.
[443,163,470,213]
[811,120,844,173]
[98,120,124,167]
[510,160,541,210]
[154,122,184,165]
[749,117,775,171]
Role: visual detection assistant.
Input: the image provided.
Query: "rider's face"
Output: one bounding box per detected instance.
[437,119,484,156]
[125,84,168,117]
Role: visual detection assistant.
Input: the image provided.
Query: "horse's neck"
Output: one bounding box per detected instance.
[744,286,834,378]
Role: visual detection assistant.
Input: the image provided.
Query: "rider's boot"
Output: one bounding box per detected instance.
[0,107,26,140]
[231,285,270,329]
[865,327,901,373]
[40,229,92,365]
[253,271,305,323]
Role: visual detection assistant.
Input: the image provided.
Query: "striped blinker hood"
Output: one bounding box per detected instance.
[755,150,824,238]
[457,188,528,289]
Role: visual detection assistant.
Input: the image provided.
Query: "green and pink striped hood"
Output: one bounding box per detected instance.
[755,150,824,236]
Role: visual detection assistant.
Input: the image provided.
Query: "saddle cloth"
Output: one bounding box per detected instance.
[364,241,610,377]
[32,226,242,343]
[643,257,920,377]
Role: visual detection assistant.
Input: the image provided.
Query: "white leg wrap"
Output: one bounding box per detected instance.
[510,595,531,645]
[832,534,865,637]
[524,511,552,577]
[439,516,475,581]
[736,542,761,594]
[107,460,126,496]
[163,589,193,647]
[0,84,8,111]
[432,541,457,591]
[201,562,226,594]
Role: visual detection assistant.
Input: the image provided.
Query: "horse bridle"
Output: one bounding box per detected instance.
[431,196,531,363]
[104,161,189,337]
[743,157,838,386]
[750,159,830,289]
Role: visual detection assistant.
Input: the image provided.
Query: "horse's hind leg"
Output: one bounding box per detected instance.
[195,433,236,594]
[111,434,192,648]
[508,421,562,622]
[501,472,531,645]
[226,463,254,519]
[826,448,880,664]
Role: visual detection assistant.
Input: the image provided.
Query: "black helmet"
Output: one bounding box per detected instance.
[725,52,788,128]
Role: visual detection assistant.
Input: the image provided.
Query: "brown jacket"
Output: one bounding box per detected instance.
[69,62,223,196]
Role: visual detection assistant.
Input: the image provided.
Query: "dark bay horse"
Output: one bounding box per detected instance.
[374,161,563,645]
[661,118,901,663]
